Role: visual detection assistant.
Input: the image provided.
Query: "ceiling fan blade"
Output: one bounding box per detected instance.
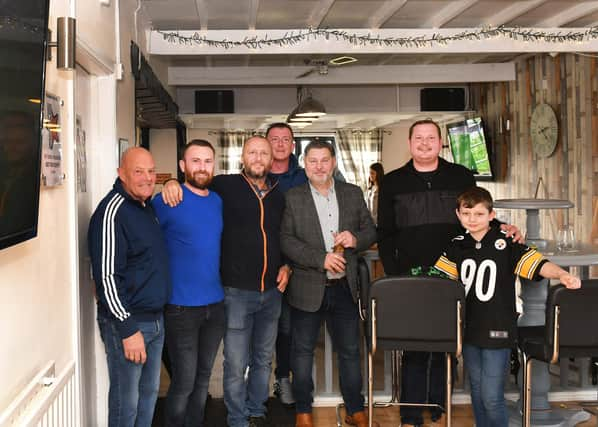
[296,68,316,78]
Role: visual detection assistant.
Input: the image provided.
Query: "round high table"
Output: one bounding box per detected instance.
[494,199,592,426]
[493,198,573,249]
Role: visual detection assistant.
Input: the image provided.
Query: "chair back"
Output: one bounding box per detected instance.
[545,280,598,358]
[368,275,465,354]
[356,257,370,320]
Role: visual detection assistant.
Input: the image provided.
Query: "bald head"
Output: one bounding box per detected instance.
[118,147,156,202]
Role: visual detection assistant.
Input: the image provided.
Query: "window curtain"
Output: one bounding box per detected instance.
[218,130,255,174]
[335,128,383,190]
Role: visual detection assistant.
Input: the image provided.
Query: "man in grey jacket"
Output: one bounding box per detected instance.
[280,141,376,427]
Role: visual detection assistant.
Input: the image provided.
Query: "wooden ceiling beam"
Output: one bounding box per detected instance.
[422,0,480,28]
[368,0,408,29]
[307,0,335,28]
[538,1,598,27]
[248,0,259,30]
[194,0,209,31]
[484,0,548,26]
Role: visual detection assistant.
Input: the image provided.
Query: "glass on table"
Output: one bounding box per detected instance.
[556,225,576,252]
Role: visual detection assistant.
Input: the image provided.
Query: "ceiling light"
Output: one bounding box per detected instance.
[329,56,357,66]
[289,122,311,128]
[295,97,326,117]
[288,116,315,122]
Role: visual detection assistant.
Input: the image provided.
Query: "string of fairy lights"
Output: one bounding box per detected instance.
[156,26,598,49]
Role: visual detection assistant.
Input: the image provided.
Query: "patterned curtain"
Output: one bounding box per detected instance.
[335,129,383,190]
[217,130,255,174]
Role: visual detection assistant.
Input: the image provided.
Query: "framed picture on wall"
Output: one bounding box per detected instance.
[118,138,129,164]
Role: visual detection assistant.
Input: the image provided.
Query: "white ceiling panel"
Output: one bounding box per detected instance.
[509,1,588,26]
[144,0,199,26]
[320,1,388,28]
[202,0,253,29]
[444,1,515,28]
[567,9,598,27]
[142,1,598,90]
[383,0,456,28]
[256,0,320,28]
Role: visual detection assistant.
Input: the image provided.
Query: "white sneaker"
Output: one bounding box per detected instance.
[274,377,295,405]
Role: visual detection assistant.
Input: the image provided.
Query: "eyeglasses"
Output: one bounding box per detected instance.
[269,137,292,144]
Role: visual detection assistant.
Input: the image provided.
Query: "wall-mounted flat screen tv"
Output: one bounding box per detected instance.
[446,117,493,181]
[0,0,50,249]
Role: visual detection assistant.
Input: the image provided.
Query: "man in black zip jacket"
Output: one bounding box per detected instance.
[377,120,520,427]
[88,147,171,427]
[162,136,291,427]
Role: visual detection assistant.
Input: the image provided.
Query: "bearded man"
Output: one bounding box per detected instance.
[152,140,226,427]
[161,136,290,427]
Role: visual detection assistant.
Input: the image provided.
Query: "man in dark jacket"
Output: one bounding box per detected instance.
[266,122,307,405]
[267,122,308,193]
[88,147,171,427]
[377,119,520,427]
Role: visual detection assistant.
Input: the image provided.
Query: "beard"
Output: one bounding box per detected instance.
[185,170,213,190]
[244,162,268,180]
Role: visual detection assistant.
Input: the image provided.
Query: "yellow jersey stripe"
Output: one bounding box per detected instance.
[434,256,459,280]
[515,249,544,279]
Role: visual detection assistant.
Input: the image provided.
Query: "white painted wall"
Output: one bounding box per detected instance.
[0,1,77,412]
[150,129,223,184]
[151,128,178,183]
[0,0,163,421]
[381,124,412,173]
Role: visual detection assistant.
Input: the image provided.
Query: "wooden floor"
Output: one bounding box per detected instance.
[311,403,598,426]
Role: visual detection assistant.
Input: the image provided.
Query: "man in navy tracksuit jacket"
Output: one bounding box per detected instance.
[88,147,171,427]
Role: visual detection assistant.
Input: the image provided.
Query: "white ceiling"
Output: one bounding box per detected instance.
[138,0,598,129]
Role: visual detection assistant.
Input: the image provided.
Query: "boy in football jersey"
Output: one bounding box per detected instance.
[434,186,581,427]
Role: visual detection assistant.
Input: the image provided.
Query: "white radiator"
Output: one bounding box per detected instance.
[0,360,79,427]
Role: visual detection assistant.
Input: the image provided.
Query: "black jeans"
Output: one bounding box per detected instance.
[291,282,364,414]
[400,351,446,426]
[164,302,226,427]
[275,296,292,379]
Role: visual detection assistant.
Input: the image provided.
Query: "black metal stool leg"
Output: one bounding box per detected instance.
[446,353,452,427]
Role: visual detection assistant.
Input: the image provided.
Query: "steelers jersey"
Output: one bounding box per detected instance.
[434,227,547,348]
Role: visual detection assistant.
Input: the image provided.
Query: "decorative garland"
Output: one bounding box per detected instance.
[157,26,598,49]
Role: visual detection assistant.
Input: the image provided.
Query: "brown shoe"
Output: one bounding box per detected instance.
[295,412,313,427]
[345,410,379,427]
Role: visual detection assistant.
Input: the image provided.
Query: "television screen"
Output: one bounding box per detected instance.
[0,0,50,249]
[447,117,493,180]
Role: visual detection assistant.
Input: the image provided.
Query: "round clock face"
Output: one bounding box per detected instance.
[530,103,558,158]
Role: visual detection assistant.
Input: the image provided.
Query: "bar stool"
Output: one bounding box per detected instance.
[518,280,598,427]
[365,276,465,427]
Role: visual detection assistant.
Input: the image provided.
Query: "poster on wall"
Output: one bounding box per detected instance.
[118,138,129,164]
[41,93,64,186]
[76,115,87,193]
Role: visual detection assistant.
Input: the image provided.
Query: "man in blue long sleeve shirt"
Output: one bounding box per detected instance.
[88,147,171,427]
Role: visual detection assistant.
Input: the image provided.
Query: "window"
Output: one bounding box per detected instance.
[294,134,349,181]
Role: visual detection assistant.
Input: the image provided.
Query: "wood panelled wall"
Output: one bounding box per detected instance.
[474,53,598,250]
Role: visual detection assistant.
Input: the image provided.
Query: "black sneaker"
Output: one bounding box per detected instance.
[248,416,269,427]
[273,377,295,405]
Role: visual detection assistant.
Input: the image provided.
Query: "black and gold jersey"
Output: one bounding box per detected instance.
[434,226,547,348]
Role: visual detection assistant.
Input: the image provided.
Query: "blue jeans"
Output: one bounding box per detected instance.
[164,302,225,427]
[291,282,364,415]
[275,296,292,379]
[97,313,164,427]
[463,344,510,427]
[223,287,282,427]
[400,351,446,425]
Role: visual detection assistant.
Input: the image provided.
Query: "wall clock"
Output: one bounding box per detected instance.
[530,103,558,158]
